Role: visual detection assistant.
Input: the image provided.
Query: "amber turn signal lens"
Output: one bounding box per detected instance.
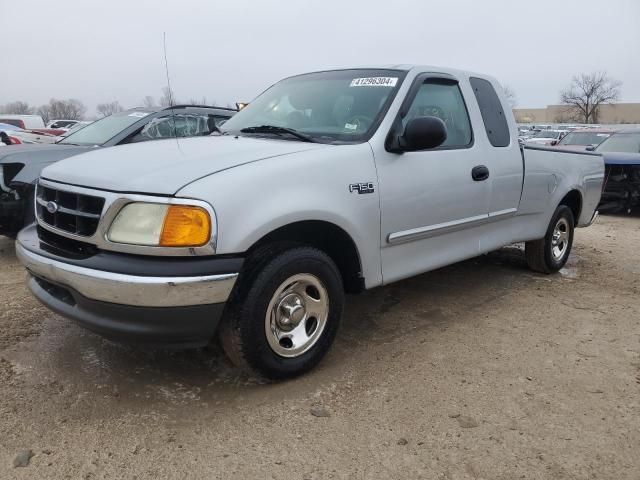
[159,205,211,247]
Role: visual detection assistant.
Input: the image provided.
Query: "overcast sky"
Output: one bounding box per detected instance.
[2,0,639,115]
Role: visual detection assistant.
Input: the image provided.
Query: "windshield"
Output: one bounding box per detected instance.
[61,122,91,137]
[559,132,610,146]
[596,132,640,153]
[59,111,153,145]
[220,69,406,143]
[534,130,559,139]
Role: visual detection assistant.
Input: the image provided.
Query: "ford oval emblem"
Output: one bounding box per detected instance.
[46,201,59,214]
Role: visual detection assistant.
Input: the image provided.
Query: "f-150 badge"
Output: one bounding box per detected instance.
[349,182,375,194]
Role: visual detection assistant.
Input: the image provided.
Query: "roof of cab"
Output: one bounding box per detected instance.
[291,65,496,84]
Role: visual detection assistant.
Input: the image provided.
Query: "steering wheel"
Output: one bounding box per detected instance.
[344,115,373,132]
[418,106,447,122]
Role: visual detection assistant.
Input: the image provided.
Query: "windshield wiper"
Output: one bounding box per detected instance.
[239,125,315,143]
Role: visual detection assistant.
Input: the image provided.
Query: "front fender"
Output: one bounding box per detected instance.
[176,143,383,288]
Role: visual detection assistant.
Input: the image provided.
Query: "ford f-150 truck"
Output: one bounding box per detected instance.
[16,66,604,379]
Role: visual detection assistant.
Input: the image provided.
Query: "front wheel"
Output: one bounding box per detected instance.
[219,246,344,380]
[525,205,575,273]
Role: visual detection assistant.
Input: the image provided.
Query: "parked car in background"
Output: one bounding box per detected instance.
[0,122,21,131]
[593,129,640,213]
[0,114,45,129]
[525,129,568,146]
[553,128,613,150]
[6,128,59,145]
[0,123,24,146]
[556,124,581,132]
[15,65,603,379]
[46,119,82,129]
[0,105,236,234]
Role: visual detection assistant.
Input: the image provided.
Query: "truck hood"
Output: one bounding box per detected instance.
[0,143,92,184]
[0,143,90,166]
[42,135,329,195]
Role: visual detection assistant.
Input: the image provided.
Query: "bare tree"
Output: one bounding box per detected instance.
[142,96,156,108]
[1,101,34,114]
[188,96,209,106]
[38,98,87,122]
[96,101,124,117]
[159,87,176,107]
[502,85,517,108]
[37,105,52,124]
[560,72,621,124]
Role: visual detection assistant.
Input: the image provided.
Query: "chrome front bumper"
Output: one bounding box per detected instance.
[16,242,238,308]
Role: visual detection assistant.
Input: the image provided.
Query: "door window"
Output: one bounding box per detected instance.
[403,81,473,148]
[469,77,511,147]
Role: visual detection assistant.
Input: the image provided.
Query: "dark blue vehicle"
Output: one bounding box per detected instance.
[593,129,640,213]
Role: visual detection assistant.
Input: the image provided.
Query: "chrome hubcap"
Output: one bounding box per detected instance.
[265,273,329,358]
[551,218,570,261]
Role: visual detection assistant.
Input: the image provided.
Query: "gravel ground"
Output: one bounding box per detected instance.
[1,214,639,479]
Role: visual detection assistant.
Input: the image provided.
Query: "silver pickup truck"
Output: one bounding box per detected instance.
[16,65,603,379]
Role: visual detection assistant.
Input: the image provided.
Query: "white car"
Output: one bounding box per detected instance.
[7,129,59,145]
[46,119,82,129]
[525,129,568,146]
[0,114,45,130]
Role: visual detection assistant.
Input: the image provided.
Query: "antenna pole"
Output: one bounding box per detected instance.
[162,32,178,144]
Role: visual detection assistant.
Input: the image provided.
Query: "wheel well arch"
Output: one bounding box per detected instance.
[559,189,582,222]
[246,220,364,294]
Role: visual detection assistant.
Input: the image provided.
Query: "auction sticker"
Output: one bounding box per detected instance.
[350,77,398,87]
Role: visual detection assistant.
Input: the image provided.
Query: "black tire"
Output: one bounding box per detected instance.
[219,246,344,380]
[525,205,575,274]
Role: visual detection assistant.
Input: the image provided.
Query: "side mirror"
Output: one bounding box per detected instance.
[397,116,447,152]
[550,140,558,146]
[585,145,596,151]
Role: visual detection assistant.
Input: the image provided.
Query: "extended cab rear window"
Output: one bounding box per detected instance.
[469,77,510,147]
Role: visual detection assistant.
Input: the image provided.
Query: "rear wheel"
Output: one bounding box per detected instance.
[219,246,344,380]
[525,205,574,273]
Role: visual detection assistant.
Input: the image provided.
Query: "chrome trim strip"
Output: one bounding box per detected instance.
[387,208,518,245]
[36,178,218,257]
[36,196,101,219]
[388,213,488,244]
[488,207,517,218]
[16,243,237,307]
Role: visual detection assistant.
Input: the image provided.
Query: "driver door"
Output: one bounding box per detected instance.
[375,75,491,283]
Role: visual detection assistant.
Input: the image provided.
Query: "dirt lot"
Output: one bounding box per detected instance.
[1,214,639,480]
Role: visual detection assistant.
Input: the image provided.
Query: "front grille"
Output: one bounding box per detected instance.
[36,184,105,236]
[37,225,98,259]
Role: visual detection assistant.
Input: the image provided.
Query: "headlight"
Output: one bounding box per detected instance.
[107,203,211,247]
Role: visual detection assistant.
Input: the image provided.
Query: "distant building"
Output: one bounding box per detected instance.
[513,103,640,124]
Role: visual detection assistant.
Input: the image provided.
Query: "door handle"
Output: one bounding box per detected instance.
[471,165,490,181]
